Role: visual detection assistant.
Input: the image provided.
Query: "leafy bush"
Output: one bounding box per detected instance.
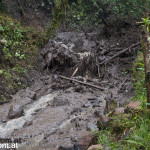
[64,0,144,31]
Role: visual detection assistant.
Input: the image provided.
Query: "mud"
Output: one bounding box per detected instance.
[0,26,140,149]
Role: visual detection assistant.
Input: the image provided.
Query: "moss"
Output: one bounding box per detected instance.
[111,114,133,134]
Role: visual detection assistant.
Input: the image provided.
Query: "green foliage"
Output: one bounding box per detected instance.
[96,112,150,149]
[132,51,146,103]
[124,116,150,150]
[138,17,150,32]
[46,0,68,37]
[95,50,150,149]
[65,0,143,30]
[0,0,8,14]
[0,14,46,101]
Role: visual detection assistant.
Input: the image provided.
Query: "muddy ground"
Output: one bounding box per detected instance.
[0,26,140,150]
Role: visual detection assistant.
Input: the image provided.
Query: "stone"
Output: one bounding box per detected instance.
[23,121,33,127]
[7,105,24,119]
[1,117,8,123]
[78,135,94,150]
[87,123,99,132]
[114,107,125,115]
[88,144,103,150]
[25,89,36,100]
[97,115,111,130]
[98,56,105,62]
[51,97,69,107]
[45,52,53,66]
[126,101,140,110]
[88,96,97,101]
[74,86,84,92]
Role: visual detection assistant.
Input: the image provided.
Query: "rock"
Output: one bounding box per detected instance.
[83,102,92,108]
[23,121,33,127]
[7,105,24,119]
[88,144,103,150]
[74,86,84,92]
[97,115,111,130]
[25,90,36,100]
[1,117,8,123]
[78,135,94,150]
[51,97,69,107]
[51,83,59,89]
[87,96,97,101]
[45,52,53,66]
[98,56,105,62]
[58,146,73,150]
[87,123,99,132]
[114,107,125,115]
[126,101,140,110]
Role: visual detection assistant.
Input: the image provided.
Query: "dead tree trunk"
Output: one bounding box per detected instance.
[141,28,150,109]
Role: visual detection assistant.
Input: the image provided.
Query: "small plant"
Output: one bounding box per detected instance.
[137,17,150,32]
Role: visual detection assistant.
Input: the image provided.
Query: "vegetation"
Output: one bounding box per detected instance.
[64,0,144,31]
[46,0,68,37]
[95,51,150,149]
[0,14,46,101]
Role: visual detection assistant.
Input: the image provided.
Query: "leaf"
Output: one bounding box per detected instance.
[125,140,143,146]
[0,70,3,74]
[138,63,144,66]
[0,26,4,31]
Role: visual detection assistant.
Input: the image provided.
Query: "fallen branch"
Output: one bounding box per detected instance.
[99,42,140,65]
[59,75,105,91]
[71,67,78,78]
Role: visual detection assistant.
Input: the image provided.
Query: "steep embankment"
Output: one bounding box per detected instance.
[0,14,46,101]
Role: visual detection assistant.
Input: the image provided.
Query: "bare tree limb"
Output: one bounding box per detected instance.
[99,42,140,65]
[59,75,105,91]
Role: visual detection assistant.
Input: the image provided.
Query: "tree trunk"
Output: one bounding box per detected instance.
[142,28,150,109]
[142,0,150,108]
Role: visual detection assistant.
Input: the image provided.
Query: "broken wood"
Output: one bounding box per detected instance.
[59,75,105,91]
[99,42,140,65]
[71,67,78,78]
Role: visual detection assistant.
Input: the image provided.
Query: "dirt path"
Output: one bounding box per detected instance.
[0,28,140,149]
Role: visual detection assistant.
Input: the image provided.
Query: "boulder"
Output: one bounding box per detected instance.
[7,105,24,119]
[88,144,103,150]
[114,107,125,115]
[78,135,94,150]
[126,101,140,110]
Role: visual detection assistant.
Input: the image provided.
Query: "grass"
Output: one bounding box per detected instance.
[95,50,150,150]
